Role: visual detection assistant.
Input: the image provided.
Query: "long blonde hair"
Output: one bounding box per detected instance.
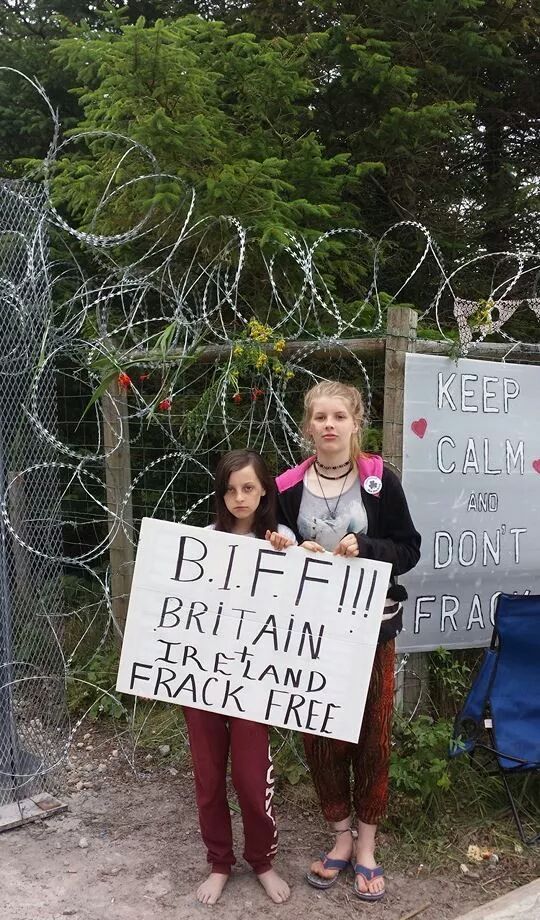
[302,380,366,460]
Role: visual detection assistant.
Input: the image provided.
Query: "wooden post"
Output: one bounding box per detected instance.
[381,307,427,711]
[102,378,135,640]
[382,305,417,470]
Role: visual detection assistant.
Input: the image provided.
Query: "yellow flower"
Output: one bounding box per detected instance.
[285,369,294,379]
[274,338,286,354]
[248,319,272,342]
[255,352,268,369]
[273,361,283,374]
[233,345,244,357]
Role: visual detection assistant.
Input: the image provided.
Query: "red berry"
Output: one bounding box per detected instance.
[118,372,132,389]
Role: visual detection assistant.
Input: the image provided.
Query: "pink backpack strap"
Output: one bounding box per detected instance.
[357,454,384,497]
[276,456,315,492]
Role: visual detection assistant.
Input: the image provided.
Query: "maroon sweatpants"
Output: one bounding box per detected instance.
[182,707,278,875]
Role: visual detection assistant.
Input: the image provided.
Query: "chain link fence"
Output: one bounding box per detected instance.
[57,340,388,769]
[4,172,529,792]
[0,180,67,810]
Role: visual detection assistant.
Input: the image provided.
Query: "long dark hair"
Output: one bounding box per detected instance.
[213,449,278,538]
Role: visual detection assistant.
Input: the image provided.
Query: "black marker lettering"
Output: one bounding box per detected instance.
[202,677,218,706]
[129,661,153,690]
[158,596,183,628]
[258,665,279,684]
[338,565,351,609]
[284,667,301,688]
[298,621,325,660]
[251,549,286,597]
[155,639,181,664]
[320,703,341,734]
[186,600,207,632]
[305,698,323,731]
[351,568,365,610]
[171,535,207,582]
[212,601,224,636]
[219,544,239,591]
[295,557,332,606]
[252,614,279,651]
[214,652,234,676]
[222,681,245,712]
[265,688,287,721]
[283,615,295,653]
[365,570,378,611]
[153,666,177,697]
[307,670,326,693]
[284,693,306,728]
[182,645,207,671]
[172,673,197,701]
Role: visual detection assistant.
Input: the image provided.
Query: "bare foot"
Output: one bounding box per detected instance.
[257,868,290,903]
[354,847,384,897]
[310,829,353,880]
[196,872,229,904]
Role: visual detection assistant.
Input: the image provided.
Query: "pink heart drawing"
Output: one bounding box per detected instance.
[411,418,428,439]
[532,459,540,474]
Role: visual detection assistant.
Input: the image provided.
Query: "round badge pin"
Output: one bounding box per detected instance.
[364,475,382,495]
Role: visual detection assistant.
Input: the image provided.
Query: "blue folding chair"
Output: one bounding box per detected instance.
[450,593,540,845]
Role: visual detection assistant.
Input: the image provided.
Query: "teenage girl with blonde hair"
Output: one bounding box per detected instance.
[276,380,420,901]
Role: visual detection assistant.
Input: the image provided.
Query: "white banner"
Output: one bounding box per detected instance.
[399,353,540,651]
[116,519,392,742]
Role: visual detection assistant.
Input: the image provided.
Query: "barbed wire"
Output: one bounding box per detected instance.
[0,69,539,799]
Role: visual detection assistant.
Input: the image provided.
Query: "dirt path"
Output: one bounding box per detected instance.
[0,726,536,920]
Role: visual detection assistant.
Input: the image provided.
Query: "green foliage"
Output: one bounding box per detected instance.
[389,649,487,814]
[68,642,126,720]
[50,16,352,247]
[426,647,486,722]
[3,1,538,320]
[429,647,476,711]
[390,713,454,803]
[180,373,227,446]
[271,730,310,785]
[362,425,382,454]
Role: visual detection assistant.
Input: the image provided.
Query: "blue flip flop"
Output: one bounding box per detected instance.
[353,863,385,901]
[306,854,351,890]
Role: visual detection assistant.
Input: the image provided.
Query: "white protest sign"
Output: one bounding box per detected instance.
[399,353,540,651]
[116,518,392,742]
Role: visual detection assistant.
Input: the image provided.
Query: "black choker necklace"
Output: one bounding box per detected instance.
[314,461,353,480]
[315,458,351,471]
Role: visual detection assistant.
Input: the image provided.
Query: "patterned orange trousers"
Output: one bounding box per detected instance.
[303,640,395,826]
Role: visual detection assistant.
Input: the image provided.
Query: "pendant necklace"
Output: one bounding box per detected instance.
[314,463,351,520]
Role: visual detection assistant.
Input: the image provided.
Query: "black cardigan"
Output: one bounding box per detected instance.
[276,465,421,644]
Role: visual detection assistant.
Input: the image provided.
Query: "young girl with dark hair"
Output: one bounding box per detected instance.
[183,449,295,905]
[276,381,421,902]
[212,449,281,539]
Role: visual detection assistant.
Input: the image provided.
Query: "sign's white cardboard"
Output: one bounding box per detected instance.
[116,518,392,742]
